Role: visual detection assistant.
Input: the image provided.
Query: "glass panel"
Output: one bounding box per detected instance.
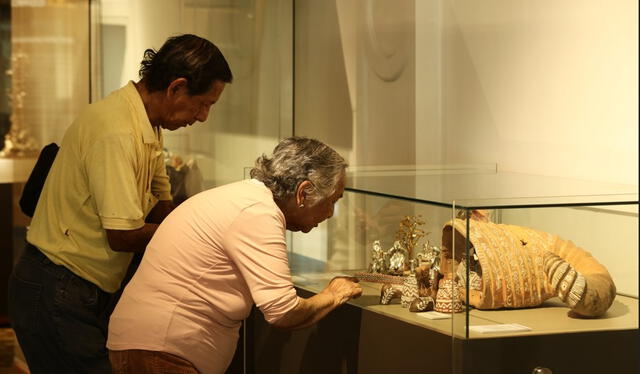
[450,204,638,373]
[92,0,292,192]
[347,172,638,209]
[290,190,456,331]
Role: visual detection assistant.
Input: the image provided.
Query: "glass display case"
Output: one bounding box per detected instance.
[282,169,638,374]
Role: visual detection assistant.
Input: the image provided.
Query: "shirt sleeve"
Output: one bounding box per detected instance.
[84,134,145,230]
[223,203,299,324]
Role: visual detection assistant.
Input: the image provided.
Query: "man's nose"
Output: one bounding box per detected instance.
[196,106,211,122]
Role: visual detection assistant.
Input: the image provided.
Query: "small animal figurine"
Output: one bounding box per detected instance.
[409,296,435,312]
[380,283,404,305]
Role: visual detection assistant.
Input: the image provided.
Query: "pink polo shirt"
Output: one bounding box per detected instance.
[107,179,299,374]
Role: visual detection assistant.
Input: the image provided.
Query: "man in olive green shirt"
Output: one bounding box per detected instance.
[8,34,232,374]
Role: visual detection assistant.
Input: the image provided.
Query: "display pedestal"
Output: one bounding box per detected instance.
[246,286,639,374]
[247,288,451,374]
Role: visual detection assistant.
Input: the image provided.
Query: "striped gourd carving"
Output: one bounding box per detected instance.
[442,217,616,318]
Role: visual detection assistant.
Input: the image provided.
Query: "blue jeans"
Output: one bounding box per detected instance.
[7,242,115,374]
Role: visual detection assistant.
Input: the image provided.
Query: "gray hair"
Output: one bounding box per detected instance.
[250,137,348,204]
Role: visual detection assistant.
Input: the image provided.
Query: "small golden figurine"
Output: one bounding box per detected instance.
[395,214,427,259]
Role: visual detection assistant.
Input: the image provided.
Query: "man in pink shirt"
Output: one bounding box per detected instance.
[107,137,363,373]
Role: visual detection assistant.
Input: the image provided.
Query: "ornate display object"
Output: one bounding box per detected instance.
[415,240,439,267]
[409,296,435,312]
[434,276,463,313]
[415,263,435,298]
[456,256,482,292]
[442,212,616,317]
[364,215,433,279]
[416,242,441,292]
[368,240,387,273]
[387,241,408,275]
[380,283,403,305]
[400,260,420,308]
[543,252,586,310]
[1,51,38,158]
[395,215,426,259]
[353,272,405,285]
[468,271,482,291]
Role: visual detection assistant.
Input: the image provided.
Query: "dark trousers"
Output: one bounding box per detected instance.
[7,242,115,374]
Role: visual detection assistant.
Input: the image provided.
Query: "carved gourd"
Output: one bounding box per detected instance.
[442,216,616,317]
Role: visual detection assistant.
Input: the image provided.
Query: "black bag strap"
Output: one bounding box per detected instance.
[19,143,59,218]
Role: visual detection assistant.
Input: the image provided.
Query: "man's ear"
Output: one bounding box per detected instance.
[167,78,188,97]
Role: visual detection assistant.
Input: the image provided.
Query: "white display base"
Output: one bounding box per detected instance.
[295,274,638,339]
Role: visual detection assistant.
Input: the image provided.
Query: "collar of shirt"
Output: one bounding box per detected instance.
[123,80,160,145]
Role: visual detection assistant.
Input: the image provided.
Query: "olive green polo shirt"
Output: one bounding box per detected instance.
[27,81,172,292]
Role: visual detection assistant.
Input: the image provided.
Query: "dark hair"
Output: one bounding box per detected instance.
[250,137,348,204]
[139,34,233,95]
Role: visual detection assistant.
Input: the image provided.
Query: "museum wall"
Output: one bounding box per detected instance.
[293,0,638,183]
[294,0,418,167]
[437,0,638,186]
